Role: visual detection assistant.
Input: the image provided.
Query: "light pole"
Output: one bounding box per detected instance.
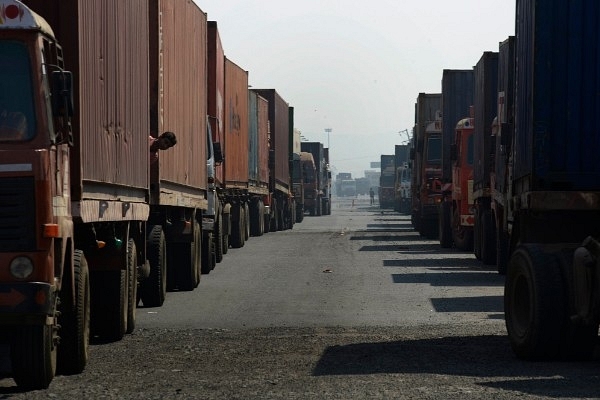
[324,128,332,148]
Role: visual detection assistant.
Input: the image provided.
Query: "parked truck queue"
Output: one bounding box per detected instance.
[0,0,333,390]
[3,0,600,392]
[380,0,600,364]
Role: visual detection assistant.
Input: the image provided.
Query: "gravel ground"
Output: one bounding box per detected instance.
[2,322,599,399]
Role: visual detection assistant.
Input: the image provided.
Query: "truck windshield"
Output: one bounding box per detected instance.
[426,136,441,163]
[0,41,36,142]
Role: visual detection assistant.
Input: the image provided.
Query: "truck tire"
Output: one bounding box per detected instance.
[57,249,90,375]
[244,202,250,241]
[439,202,452,248]
[201,231,214,274]
[174,219,201,290]
[230,203,245,248]
[91,269,127,341]
[250,200,261,237]
[504,244,565,360]
[263,206,271,234]
[140,225,167,307]
[214,213,224,263]
[11,324,56,389]
[222,212,230,254]
[126,239,137,334]
[481,210,496,265]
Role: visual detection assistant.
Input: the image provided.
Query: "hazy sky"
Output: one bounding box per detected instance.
[194,0,515,178]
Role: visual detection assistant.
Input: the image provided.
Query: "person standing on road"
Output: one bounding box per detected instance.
[369,187,375,205]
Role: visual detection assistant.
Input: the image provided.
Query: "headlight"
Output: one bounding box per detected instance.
[10,256,34,279]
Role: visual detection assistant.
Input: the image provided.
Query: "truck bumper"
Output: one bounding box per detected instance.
[0,282,55,326]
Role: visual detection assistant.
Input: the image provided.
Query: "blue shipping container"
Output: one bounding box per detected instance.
[514,0,600,190]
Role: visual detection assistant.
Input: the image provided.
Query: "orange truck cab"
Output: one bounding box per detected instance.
[439,117,474,250]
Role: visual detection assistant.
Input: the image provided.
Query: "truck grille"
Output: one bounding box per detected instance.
[0,177,36,251]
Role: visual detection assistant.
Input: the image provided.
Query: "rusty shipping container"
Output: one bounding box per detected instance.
[223,58,249,189]
[148,0,208,207]
[472,53,498,196]
[23,0,151,221]
[252,89,291,194]
[248,91,269,194]
[207,20,225,187]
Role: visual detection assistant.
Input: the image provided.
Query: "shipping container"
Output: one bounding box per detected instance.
[23,0,150,210]
[441,70,474,184]
[252,89,291,193]
[148,0,208,207]
[248,90,269,191]
[223,58,249,188]
[207,20,225,186]
[472,53,498,195]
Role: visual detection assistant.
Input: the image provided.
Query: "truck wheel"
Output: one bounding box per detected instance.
[244,202,250,241]
[222,212,230,254]
[201,231,216,274]
[215,214,224,263]
[504,244,565,360]
[481,210,497,265]
[91,269,127,341]
[140,225,167,307]
[175,220,201,290]
[263,207,271,234]
[230,203,245,248]
[439,202,452,248]
[57,249,90,375]
[452,207,473,251]
[126,239,137,334]
[11,324,56,389]
[270,202,279,231]
[250,201,261,237]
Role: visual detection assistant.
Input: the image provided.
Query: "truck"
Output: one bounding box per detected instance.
[438,70,474,249]
[301,141,329,215]
[393,144,410,213]
[299,151,317,214]
[252,89,294,232]
[0,0,213,388]
[378,154,396,208]
[439,115,475,250]
[410,93,442,238]
[323,147,332,214]
[491,36,515,274]
[291,128,305,222]
[471,52,499,265]
[206,21,229,264]
[503,0,600,361]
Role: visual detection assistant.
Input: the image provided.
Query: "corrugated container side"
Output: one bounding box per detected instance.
[24,0,150,201]
[149,0,207,199]
[515,0,600,190]
[415,93,442,142]
[395,144,409,168]
[252,89,290,192]
[207,20,225,186]
[472,53,498,193]
[495,36,515,195]
[442,70,474,183]
[257,95,270,185]
[223,58,249,187]
[249,91,269,187]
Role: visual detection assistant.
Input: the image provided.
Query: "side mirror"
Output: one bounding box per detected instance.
[213,142,224,165]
